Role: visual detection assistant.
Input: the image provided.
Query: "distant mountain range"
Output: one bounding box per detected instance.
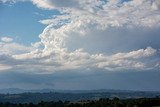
[0,88,55,94]
[0,88,160,94]
[0,88,157,94]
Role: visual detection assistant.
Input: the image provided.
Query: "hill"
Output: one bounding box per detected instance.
[0,89,159,103]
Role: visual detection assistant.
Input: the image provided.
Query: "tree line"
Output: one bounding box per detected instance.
[0,97,160,107]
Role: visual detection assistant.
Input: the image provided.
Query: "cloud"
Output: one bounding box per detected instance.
[0,64,12,71]
[152,0,160,10]
[0,0,27,4]
[31,0,54,10]
[95,47,157,70]
[3,0,160,28]
[36,0,160,54]
[1,37,13,42]
[0,46,156,73]
[0,0,15,3]
[0,0,160,74]
[111,47,156,60]
[31,42,42,48]
[0,42,34,55]
[31,0,95,10]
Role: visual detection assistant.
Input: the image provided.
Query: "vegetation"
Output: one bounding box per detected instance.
[0,97,160,107]
[0,91,159,104]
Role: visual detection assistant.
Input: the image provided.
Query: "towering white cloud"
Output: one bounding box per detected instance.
[0,0,160,73]
[36,0,160,52]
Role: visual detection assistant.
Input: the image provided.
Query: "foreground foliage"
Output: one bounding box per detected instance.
[0,97,160,107]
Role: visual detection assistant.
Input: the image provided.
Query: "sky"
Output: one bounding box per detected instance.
[0,0,160,91]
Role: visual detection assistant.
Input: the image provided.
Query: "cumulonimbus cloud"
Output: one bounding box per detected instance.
[0,0,160,73]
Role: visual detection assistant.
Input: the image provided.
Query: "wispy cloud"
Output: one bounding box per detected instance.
[0,64,12,71]
[1,37,13,42]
